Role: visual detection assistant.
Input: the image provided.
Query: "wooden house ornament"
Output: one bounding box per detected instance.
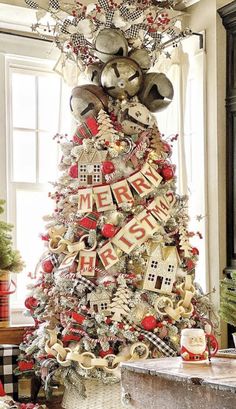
[87,288,111,316]
[77,148,107,186]
[143,245,180,294]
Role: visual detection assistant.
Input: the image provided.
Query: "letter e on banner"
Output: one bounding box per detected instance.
[78,188,93,213]
[93,185,115,212]
[98,242,119,269]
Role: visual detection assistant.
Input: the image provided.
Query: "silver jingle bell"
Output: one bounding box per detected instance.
[85,63,104,86]
[70,85,108,123]
[94,28,128,63]
[101,57,143,100]
[129,49,152,72]
[139,72,174,112]
[118,101,154,135]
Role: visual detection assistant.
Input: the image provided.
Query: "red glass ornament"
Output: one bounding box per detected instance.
[101,223,117,238]
[24,296,38,310]
[161,165,174,181]
[99,348,114,358]
[141,315,157,331]
[101,161,115,175]
[42,260,54,273]
[69,164,78,178]
[192,247,199,256]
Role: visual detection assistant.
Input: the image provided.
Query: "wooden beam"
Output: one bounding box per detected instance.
[0,326,29,345]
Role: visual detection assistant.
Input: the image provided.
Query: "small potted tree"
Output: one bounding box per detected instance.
[220,270,236,347]
[0,199,24,327]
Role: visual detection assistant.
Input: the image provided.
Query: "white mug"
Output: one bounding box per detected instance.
[180,328,218,363]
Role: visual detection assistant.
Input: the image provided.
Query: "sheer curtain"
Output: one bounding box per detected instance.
[153,38,208,291]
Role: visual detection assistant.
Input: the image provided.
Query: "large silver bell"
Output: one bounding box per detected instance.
[139,72,174,112]
[94,28,128,63]
[85,63,103,86]
[70,85,108,123]
[129,49,152,73]
[101,57,143,100]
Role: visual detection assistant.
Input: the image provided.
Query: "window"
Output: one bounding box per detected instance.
[80,175,87,183]
[3,54,71,324]
[164,278,172,285]
[151,260,158,269]
[101,303,108,310]
[148,273,155,282]
[80,165,87,172]
[93,164,100,172]
[167,265,174,273]
[93,174,101,183]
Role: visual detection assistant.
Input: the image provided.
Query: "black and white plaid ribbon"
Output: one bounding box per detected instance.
[122,316,177,357]
[77,274,96,292]
[25,0,39,8]
[125,23,146,39]
[71,33,87,47]
[61,17,78,35]
[105,10,115,28]
[98,0,110,11]
[49,0,59,10]
[120,5,143,21]
[49,253,60,268]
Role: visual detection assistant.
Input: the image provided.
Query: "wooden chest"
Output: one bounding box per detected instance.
[121,357,236,409]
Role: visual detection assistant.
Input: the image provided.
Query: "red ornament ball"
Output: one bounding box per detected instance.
[141,315,157,331]
[162,142,172,155]
[187,259,195,271]
[69,164,78,178]
[101,161,115,175]
[161,165,174,181]
[101,223,117,238]
[192,247,199,256]
[24,296,38,310]
[99,348,114,358]
[42,260,54,273]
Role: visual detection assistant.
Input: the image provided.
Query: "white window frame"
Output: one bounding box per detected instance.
[0,33,63,325]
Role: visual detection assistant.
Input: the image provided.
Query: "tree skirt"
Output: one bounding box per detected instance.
[62,380,124,409]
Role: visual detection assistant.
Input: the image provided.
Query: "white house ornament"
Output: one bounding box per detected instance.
[76,148,107,186]
[94,28,129,63]
[143,245,179,294]
[180,328,218,363]
[139,72,174,112]
[118,101,154,135]
[87,288,111,316]
[70,85,108,123]
[101,57,143,100]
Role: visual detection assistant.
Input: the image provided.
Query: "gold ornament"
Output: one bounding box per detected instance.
[139,72,174,112]
[85,63,104,86]
[94,29,128,63]
[70,85,108,123]
[118,101,154,135]
[101,57,143,100]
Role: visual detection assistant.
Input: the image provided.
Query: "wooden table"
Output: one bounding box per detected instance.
[121,357,236,409]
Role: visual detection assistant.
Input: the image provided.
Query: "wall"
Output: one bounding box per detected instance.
[187,0,231,347]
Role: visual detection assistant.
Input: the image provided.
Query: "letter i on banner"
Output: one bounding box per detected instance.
[78,188,93,213]
[98,242,119,269]
[78,251,96,276]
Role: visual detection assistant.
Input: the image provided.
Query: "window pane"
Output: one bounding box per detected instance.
[15,189,53,307]
[13,130,36,182]
[38,75,60,131]
[12,73,36,129]
[60,81,73,134]
[38,131,59,183]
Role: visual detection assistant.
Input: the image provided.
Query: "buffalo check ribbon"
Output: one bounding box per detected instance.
[122,316,177,357]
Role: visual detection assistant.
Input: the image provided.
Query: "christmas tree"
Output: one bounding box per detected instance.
[20,1,217,407]
[0,200,24,274]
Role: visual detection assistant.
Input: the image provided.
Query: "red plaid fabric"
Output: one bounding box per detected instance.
[0,274,10,327]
